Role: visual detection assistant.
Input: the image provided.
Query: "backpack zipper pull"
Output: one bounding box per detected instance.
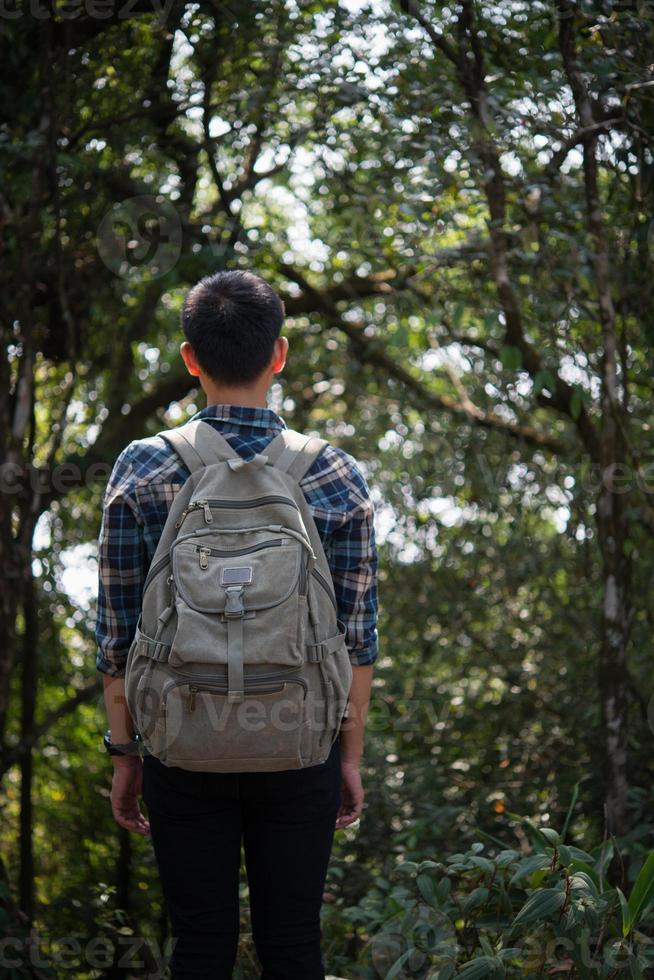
[175,507,188,529]
[189,685,197,711]
[198,547,210,570]
[198,500,213,524]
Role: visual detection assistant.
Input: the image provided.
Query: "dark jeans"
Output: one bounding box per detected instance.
[141,736,342,980]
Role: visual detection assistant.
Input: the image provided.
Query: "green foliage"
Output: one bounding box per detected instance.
[323,819,654,979]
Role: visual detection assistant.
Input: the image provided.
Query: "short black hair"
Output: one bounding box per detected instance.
[181,270,285,385]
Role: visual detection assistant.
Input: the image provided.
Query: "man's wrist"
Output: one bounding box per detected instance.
[111,752,142,767]
[339,736,363,767]
[103,730,142,757]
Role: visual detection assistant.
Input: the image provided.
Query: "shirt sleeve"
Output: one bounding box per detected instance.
[323,455,379,667]
[95,443,149,678]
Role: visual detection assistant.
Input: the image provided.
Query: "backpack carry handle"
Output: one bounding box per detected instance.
[157,420,239,473]
[226,453,269,472]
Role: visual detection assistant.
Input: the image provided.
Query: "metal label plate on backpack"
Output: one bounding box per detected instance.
[220,566,253,585]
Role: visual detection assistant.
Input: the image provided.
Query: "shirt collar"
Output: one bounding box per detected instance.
[190,403,287,433]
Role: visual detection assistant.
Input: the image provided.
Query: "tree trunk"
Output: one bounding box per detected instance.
[19,570,38,921]
[0,531,26,750]
[595,318,632,840]
[557,0,633,837]
[596,468,631,838]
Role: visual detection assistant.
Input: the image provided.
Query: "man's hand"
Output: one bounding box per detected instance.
[335,759,364,829]
[110,756,150,836]
[335,664,372,829]
[102,674,149,835]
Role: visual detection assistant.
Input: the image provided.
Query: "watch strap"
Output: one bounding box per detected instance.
[104,731,143,757]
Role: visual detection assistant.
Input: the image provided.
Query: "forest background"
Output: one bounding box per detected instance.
[2,1,654,976]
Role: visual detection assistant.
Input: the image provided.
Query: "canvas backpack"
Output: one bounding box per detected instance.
[123,419,353,772]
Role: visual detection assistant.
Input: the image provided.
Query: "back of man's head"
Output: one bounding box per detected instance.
[181,270,285,385]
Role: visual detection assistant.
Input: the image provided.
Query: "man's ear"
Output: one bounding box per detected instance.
[180,341,202,377]
[271,336,289,375]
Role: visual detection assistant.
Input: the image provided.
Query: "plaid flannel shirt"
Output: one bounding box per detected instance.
[95,404,379,676]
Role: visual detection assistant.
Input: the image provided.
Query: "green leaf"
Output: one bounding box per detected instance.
[569,860,601,892]
[504,816,549,854]
[464,886,489,914]
[456,955,503,979]
[533,369,556,395]
[627,850,654,932]
[417,873,437,907]
[452,302,465,328]
[617,887,631,938]
[436,878,452,902]
[530,869,551,888]
[569,872,596,895]
[561,781,580,842]
[469,856,495,875]
[569,385,584,419]
[396,861,418,874]
[495,850,520,867]
[596,840,615,889]
[509,854,551,885]
[512,887,566,927]
[386,948,414,980]
[499,947,524,962]
[499,345,522,371]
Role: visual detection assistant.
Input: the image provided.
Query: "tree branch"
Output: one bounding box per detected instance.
[283,264,562,450]
[399,0,600,458]
[0,677,102,778]
[543,119,623,179]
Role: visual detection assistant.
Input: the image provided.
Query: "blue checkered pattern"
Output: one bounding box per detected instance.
[95,404,379,675]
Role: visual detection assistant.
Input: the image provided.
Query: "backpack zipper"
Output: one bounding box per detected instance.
[143,554,171,593]
[299,556,308,596]
[188,682,287,712]
[165,666,306,688]
[161,671,308,713]
[174,524,314,557]
[176,495,299,528]
[311,566,338,611]
[196,538,284,568]
[188,680,298,711]
[149,537,319,597]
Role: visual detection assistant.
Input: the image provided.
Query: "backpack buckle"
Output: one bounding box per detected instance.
[224,585,245,617]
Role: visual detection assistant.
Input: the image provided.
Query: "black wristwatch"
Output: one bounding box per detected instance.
[103,730,143,757]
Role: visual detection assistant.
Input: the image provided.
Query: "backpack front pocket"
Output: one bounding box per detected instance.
[172,531,302,613]
[161,671,307,771]
[168,527,311,670]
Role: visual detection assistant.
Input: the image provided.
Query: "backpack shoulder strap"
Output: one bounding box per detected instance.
[157,420,237,474]
[265,428,329,482]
